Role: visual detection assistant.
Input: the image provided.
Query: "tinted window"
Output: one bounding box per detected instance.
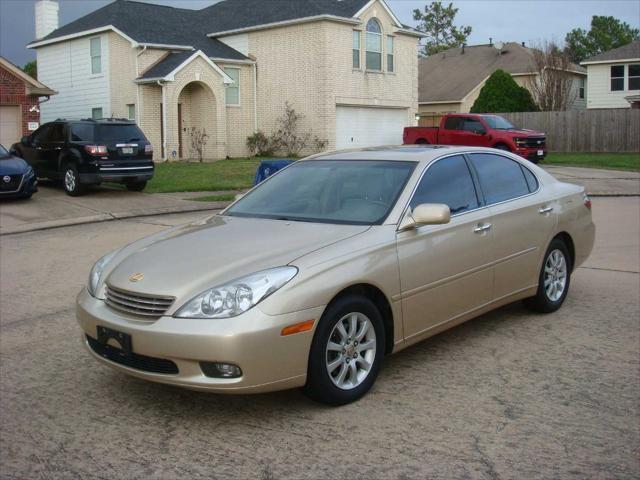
[71,123,95,142]
[521,165,539,192]
[469,153,530,204]
[96,124,145,142]
[482,115,515,130]
[32,125,50,144]
[47,123,65,142]
[462,118,485,133]
[410,155,479,214]
[443,117,463,130]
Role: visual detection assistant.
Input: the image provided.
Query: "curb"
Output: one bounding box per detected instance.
[0,202,230,236]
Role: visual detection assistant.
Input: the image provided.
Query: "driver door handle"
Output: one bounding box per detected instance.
[474,223,492,234]
[539,206,554,214]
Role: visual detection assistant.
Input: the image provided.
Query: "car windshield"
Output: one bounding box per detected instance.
[0,145,9,157]
[96,124,145,142]
[482,115,516,130]
[226,160,417,225]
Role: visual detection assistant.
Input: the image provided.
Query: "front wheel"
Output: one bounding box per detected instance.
[303,295,385,405]
[62,164,85,196]
[125,181,147,192]
[524,238,571,313]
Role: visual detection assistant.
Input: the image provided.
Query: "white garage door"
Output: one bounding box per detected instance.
[0,105,21,148]
[336,106,407,150]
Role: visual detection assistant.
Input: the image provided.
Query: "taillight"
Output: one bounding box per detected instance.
[145,144,153,155]
[583,193,592,210]
[84,145,108,156]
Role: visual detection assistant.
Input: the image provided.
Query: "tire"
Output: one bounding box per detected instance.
[126,181,147,192]
[524,238,572,313]
[415,138,429,145]
[62,163,85,196]
[303,295,385,405]
[494,144,511,152]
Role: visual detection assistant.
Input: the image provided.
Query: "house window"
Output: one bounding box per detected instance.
[224,67,240,105]
[579,77,585,99]
[352,30,361,69]
[90,37,102,75]
[387,36,394,72]
[629,64,640,91]
[127,104,136,120]
[365,19,382,71]
[610,65,625,91]
[92,108,103,120]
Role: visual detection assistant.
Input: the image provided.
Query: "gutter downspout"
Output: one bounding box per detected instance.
[135,46,147,124]
[253,63,258,133]
[157,80,167,162]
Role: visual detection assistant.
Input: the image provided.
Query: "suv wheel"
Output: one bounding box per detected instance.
[62,164,85,196]
[125,181,147,192]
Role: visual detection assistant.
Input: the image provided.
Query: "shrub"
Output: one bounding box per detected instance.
[246,131,276,156]
[189,127,209,163]
[471,69,538,113]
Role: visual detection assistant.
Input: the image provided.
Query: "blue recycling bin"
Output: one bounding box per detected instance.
[253,159,295,186]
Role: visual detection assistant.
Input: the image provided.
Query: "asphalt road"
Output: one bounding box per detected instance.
[0,199,638,480]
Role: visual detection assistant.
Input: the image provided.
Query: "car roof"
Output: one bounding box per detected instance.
[308,145,502,163]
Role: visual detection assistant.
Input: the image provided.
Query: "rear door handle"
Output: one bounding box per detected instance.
[539,206,553,214]
[474,223,492,234]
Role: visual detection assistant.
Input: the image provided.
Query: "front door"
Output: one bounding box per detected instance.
[396,154,494,340]
[467,152,557,298]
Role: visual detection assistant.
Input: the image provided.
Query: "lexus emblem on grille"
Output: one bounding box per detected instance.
[129,272,144,282]
[2,176,10,183]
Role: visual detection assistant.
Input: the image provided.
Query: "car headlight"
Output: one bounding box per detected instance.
[175,266,298,319]
[25,167,35,178]
[88,251,118,297]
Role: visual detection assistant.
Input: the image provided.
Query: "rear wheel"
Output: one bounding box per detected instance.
[524,238,571,313]
[303,295,385,405]
[62,164,85,196]
[125,181,147,192]
[415,138,429,145]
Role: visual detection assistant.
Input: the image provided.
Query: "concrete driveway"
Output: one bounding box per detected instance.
[0,182,231,235]
[0,198,638,479]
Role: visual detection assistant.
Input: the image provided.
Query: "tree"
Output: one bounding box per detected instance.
[565,16,639,63]
[528,41,577,111]
[189,127,208,162]
[413,1,472,56]
[470,69,538,113]
[22,60,37,79]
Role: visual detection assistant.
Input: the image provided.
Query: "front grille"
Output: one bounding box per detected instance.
[105,285,174,318]
[86,335,179,374]
[521,137,546,148]
[0,174,23,192]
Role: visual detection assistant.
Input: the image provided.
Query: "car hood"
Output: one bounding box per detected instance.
[0,156,29,174]
[104,215,369,300]
[503,129,545,137]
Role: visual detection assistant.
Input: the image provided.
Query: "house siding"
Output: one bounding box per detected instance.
[37,33,110,122]
[586,62,638,109]
[218,34,249,57]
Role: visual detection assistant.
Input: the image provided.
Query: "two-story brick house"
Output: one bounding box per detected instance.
[28,0,422,161]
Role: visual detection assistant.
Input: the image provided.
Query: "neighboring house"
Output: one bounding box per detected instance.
[27,0,422,161]
[418,42,587,124]
[581,40,640,109]
[0,56,56,148]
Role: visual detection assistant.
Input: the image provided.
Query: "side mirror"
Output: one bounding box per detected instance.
[399,203,451,231]
[21,136,30,146]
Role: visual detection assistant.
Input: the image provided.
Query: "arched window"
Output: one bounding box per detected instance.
[366,18,382,71]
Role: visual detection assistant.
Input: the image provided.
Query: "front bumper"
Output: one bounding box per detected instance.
[79,171,154,185]
[515,147,546,162]
[0,174,37,199]
[76,288,324,393]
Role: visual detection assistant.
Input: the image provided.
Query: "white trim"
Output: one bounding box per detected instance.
[211,57,255,65]
[28,25,137,48]
[581,57,640,66]
[353,0,403,28]
[207,15,359,37]
[137,43,194,51]
[165,51,234,83]
[418,100,463,105]
[394,28,426,38]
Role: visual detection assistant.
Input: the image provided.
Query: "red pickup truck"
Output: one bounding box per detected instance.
[403,114,546,163]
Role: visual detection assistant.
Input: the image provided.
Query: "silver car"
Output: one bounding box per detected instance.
[77,146,595,405]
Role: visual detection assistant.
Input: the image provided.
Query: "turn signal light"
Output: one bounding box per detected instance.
[281,319,315,336]
[84,145,108,155]
[583,193,592,210]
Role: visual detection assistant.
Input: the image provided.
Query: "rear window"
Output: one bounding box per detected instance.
[70,123,95,142]
[469,153,531,204]
[96,124,145,143]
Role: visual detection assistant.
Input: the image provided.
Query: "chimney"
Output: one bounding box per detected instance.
[522,41,526,47]
[35,0,59,40]
[489,37,493,46]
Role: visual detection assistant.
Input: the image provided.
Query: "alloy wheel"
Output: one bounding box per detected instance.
[325,312,376,390]
[64,169,76,192]
[544,249,567,302]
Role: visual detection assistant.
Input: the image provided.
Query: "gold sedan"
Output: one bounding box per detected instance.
[77,146,595,405]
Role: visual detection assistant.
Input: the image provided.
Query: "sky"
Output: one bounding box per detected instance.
[1,0,639,67]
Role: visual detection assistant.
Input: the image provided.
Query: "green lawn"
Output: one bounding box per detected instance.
[145,158,262,193]
[543,153,639,172]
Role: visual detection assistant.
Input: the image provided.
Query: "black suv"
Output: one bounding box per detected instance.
[11,118,154,196]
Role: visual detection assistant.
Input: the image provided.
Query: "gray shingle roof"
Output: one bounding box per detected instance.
[29,0,371,61]
[419,42,585,103]
[137,51,194,80]
[582,40,640,64]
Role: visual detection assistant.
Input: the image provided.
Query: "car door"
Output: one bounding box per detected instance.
[21,124,50,174]
[39,122,65,176]
[467,152,557,299]
[396,154,494,341]
[461,117,490,147]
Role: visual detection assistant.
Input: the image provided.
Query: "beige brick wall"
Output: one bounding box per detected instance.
[218,62,256,158]
[108,32,137,119]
